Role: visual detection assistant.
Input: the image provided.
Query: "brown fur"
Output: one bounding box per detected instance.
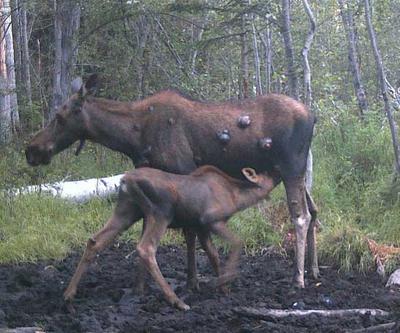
[66,166,279,310]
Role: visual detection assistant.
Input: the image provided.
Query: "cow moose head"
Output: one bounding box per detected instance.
[25,74,98,166]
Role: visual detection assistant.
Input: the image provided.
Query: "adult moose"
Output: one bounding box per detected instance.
[26,74,318,293]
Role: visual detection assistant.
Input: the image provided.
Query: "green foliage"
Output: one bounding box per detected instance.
[319,222,374,273]
[0,195,112,263]
[228,202,282,255]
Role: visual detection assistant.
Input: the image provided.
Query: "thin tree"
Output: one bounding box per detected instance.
[239,12,249,99]
[338,0,368,117]
[364,0,400,174]
[281,0,299,99]
[301,0,316,192]
[249,1,262,95]
[260,19,273,94]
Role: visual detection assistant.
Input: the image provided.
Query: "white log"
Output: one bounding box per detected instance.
[233,307,390,319]
[386,268,400,288]
[6,174,124,203]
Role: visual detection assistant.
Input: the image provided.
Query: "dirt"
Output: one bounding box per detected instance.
[0,243,399,333]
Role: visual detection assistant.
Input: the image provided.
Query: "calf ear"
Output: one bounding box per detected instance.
[241,168,259,184]
[79,74,98,99]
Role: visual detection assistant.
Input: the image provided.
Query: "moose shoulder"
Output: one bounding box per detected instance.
[26,74,318,289]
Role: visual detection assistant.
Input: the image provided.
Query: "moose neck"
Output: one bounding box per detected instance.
[83,97,145,162]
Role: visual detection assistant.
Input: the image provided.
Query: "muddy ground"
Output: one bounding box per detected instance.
[0,243,399,333]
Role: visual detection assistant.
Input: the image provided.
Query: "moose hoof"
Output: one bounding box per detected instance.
[219,285,230,295]
[186,278,200,292]
[308,267,320,280]
[293,276,305,289]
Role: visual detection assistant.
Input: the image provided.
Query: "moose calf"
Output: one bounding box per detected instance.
[64,166,278,310]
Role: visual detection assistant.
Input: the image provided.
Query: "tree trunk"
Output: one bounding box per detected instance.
[338,0,368,117]
[281,0,299,100]
[191,15,208,75]
[136,14,150,98]
[250,3,262,96]
[260,24,272,94]
[364,0,400,174]
[11,0,32,121]
[0,0,19,145]
[51,0,81,117]
[301,0,316,192]
[10,0,21,84]
[239,13,249,99]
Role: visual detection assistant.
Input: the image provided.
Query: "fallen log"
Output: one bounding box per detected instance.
[0,328,44,333]
[5,174,123,203]
[233,307,390,320]
[386,268,400,288]
[345,321,397,333]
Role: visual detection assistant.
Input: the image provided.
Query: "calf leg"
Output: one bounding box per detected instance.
[306,190,319,279]
[198,229,231,294]
[283,176,311,289]
[134,221,149,294]
[209,221,242,287]
[197,230,221,277]
[64,198,141,301]
[183,228,199,291]
[137,215,190,310]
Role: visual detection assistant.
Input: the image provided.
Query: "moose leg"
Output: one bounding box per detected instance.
[209,221,242,287]
[306,190,319,279]
[283,176,311,289]
[64,199,141,301]
[137,215,190,311]
[183,228,199,291]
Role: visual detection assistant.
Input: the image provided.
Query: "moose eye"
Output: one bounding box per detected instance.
[56,113,66,126]
[71,100,83,113]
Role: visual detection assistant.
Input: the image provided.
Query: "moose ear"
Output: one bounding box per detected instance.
[78,73,98,99]
[241,168,259,184]
[71,77,83,94]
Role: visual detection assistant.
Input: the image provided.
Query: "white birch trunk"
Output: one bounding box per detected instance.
[0,0,18,144]
[4,0,18,128]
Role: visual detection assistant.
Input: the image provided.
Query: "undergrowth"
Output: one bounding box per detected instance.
[1,104,400,274]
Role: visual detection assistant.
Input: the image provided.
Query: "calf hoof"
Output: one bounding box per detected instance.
[186,278,200,292]
[63,287,77,301]
[217,272,238,287]
[173,299,190,311]
[219,285,230,295]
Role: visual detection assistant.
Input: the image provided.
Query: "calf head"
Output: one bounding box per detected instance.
[25,74,98,166]
[242,167,278,190]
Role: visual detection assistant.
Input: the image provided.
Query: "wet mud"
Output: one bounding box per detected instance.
[0,243,399,332]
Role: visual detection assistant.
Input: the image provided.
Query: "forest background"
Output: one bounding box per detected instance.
[1,0,400,274]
